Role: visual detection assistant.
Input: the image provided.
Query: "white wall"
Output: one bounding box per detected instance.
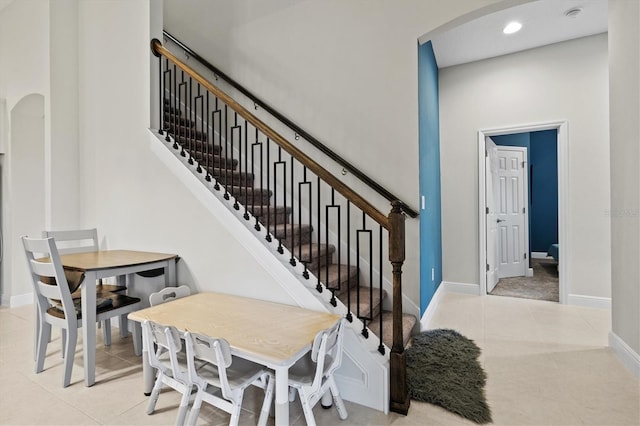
[609,0,640,359]
[0,0,50,304]
[439,34,611,300]
[75,0,301,304]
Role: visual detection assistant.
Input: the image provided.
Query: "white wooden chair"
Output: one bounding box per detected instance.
[149,285,191,307]
[142,320,192,426]
[22,236,142,387]
[277,318,348,426]
[184,332,274,426]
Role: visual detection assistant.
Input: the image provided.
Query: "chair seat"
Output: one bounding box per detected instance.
[47,294,141,320]
[196,356,265,389]
[286,353,335,386]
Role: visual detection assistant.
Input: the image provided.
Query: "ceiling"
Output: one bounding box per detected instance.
[430,0,608,68]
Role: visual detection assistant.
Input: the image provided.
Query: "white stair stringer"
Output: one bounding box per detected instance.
[148,129,390,413]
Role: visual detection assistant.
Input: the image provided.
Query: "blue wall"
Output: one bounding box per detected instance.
[492,130,558,254]
[530,130,558,252]
[417,41,442,314]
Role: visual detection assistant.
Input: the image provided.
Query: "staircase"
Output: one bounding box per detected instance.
[152,36,417,414]
[162,99,417,349]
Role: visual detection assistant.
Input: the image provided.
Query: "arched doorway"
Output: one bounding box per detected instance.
[1,93,45,305]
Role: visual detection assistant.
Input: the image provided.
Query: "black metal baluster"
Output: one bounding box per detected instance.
[346,202,353,322]
[178,73,186,158]
[231,113,241,210]
[265,137,272,243]
[158,54,163,135]
[172,63,179,150]
[378,224,385,354]
[243,120,250,220]
[316,176,322,293]
[289,159,296,266]
[299,167,311,279]
[223,105,230,200]
[212,98,221,191]
[187,77,194,165]
[326,189,339,307]
[252,130,262,231]
[274,147,285,255]
[205,91,211,181]
[163,65,172,143]
[195,87,203,173]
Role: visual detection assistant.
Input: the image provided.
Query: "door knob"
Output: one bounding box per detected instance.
[496,219,505,223]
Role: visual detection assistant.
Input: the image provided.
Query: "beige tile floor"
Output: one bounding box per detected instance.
[1,292,638,425]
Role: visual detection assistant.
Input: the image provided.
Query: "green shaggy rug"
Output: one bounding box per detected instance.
[406,329,492,424]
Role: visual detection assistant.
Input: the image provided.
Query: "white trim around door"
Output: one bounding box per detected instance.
[478,121,568,304]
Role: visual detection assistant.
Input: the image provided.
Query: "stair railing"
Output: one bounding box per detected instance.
[151,38,410,414]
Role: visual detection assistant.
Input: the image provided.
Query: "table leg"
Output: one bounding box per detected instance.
[274,366,289,426]
[141,340,154,395]
[165,259,176,286]
[82,271,97,386]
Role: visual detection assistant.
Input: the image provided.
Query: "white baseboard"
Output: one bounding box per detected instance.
[567,294,611,309]
[531,251,551,259]
[441,281,481,295]
[419,282,445,331]
[3,292,33,308]
[609,331,640,378]
[420,281,481,331]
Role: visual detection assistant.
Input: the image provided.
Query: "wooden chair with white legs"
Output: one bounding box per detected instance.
[184,332,274,426]
[40,228,128,356]
[142,320,192,426]
[42,228,127,295]
[22,236,142,387]
[275,318,348,426]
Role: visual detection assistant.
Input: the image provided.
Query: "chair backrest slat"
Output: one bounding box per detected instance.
[149,285,191,306]
[22,236,76,320]
[42,228,99,255]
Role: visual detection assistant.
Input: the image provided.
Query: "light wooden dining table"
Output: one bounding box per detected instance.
[128,292,341,425]
[60,249,178,387]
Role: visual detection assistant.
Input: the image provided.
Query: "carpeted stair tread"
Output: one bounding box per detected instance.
[273,223,313,246]
[368,310,416,348]
[174,138,221,154]
[194,153,238,170]
[310,264,358,296]
[166,123,207,140]
[248,205,291,225]
[295,243,335,269]
[207,168,254,186]
[339,286,386,320]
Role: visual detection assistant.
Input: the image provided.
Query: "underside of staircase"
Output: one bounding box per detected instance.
[163,100,417,350]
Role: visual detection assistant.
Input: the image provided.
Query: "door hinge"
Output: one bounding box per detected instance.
[522,161,525,168]
[485,150,488,158]
[486,263,490,271]
[524,253,527,259]
[486,207,489,214]
[523,207,526,213]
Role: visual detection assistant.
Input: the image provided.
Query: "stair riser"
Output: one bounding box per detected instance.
[175,139,222,155]
[233,194,272,206]
[275,228,313,247]
[166,122,207,140]
[208,169,254,187]
[194,154,238,170]
[249,211,290,225]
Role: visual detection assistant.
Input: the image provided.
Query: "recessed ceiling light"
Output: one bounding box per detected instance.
[565,7,583,18]
[503,21,523,34]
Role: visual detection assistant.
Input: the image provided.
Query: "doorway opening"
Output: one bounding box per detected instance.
[478,121,568,304]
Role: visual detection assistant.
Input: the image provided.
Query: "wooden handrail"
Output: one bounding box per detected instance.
[152,39,391,229]
[162,31,418,219]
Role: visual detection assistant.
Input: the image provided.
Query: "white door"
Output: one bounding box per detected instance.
[497,147,527,278]
[485,137,500,292]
